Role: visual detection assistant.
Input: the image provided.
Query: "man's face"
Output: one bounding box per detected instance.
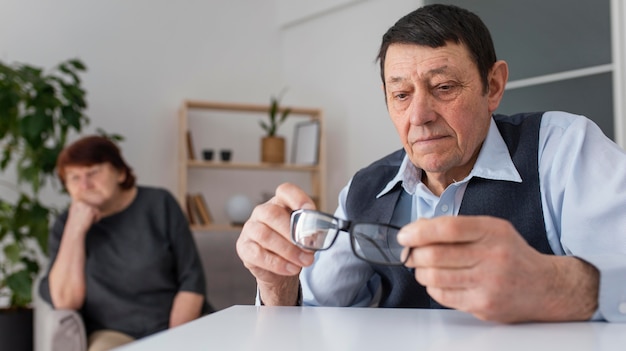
[64,163,125,208]
[384,42,500,186]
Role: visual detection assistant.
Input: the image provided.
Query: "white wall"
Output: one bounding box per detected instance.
[0,0,281,208]
[0,0,420,213]
[280,0,421,206]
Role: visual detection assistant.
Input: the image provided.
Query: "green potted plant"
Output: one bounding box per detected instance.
[260,91,291,163]
[0,58,96,350]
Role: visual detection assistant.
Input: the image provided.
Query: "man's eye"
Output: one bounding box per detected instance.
[433,83,461,100]
[434,82,456,91]
[393,93,408,100]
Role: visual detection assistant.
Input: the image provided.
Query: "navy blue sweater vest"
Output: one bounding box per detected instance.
[345,113,554,308]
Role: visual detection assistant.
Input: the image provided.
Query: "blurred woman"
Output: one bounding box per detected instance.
[39,135,210,351]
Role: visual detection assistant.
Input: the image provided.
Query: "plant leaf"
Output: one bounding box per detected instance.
[280,108,291,123]
[6,270,32,306]
[4,242,21,263]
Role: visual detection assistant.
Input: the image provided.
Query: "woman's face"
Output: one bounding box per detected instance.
[64,163,126,209]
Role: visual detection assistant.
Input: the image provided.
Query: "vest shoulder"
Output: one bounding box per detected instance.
[354,149,405,176]
[347,149,405,210]
[493,112,544,126]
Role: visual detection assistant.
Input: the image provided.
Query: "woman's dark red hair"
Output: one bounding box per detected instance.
[56,135,136,189]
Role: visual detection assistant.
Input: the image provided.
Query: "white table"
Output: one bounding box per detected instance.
[115,305,626,351]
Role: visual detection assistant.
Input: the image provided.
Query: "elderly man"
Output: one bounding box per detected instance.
[236,4,626,323]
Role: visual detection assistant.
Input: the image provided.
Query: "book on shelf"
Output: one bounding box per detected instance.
[192,193,213,225]
[186,130,196,160]
[185,193,199,225]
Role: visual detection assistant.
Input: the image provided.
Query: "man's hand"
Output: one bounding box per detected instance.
[398,215,599,323]
[236,183,316,306]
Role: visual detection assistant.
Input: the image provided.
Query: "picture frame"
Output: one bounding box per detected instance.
[291,120,320,165]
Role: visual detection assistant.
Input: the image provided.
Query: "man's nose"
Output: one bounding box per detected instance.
[408,90,436,125]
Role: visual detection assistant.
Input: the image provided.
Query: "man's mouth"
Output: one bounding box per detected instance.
[412,135,447,144]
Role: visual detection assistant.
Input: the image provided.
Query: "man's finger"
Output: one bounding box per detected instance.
[397,215,510,247]
[271,182,317,211]
[406,243,481,268]
[241,218,314,269]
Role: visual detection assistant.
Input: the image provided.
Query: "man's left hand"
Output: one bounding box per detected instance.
[397,215,599,323]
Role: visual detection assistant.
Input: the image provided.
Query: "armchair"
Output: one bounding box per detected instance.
[32,276,215,351]
[33,276,87,351]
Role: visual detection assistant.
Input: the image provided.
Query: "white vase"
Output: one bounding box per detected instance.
[225,194,254,225]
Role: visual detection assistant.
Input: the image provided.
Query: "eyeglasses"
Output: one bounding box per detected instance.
[290,209,408,266]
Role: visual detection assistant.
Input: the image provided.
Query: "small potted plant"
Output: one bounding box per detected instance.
[260,91,291,163]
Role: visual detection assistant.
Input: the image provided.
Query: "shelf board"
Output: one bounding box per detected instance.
[187,159,319,171]
[184,100,321,117]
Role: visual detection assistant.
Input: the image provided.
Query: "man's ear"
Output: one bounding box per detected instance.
[487,60,508,113]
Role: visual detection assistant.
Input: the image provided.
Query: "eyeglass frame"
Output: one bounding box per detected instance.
[289,209,410,266]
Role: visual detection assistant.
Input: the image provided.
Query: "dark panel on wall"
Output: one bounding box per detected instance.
[422,0,614,140]
[425,0,611,80]
[497,73,614,139]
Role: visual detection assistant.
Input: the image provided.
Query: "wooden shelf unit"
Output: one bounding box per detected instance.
[178,100,326,231]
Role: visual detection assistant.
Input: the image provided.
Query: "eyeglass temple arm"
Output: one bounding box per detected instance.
[335,216,400,264]
[352,233,393,263]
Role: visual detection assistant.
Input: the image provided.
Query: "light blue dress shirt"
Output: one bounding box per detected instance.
[301,111,626,322]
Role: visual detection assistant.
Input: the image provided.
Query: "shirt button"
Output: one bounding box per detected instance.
[441,204,449,212]
[619,302,626,314]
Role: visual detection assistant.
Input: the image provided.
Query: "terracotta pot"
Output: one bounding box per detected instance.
[261,136,285,163]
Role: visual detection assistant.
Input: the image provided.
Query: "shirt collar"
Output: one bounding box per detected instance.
[376,117,522,198]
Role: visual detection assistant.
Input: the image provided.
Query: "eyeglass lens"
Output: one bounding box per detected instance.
[291,210,339,250]
[291,210,406,266]
[351,223,404,265]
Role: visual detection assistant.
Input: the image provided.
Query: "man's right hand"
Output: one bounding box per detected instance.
[236,183,316,306]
